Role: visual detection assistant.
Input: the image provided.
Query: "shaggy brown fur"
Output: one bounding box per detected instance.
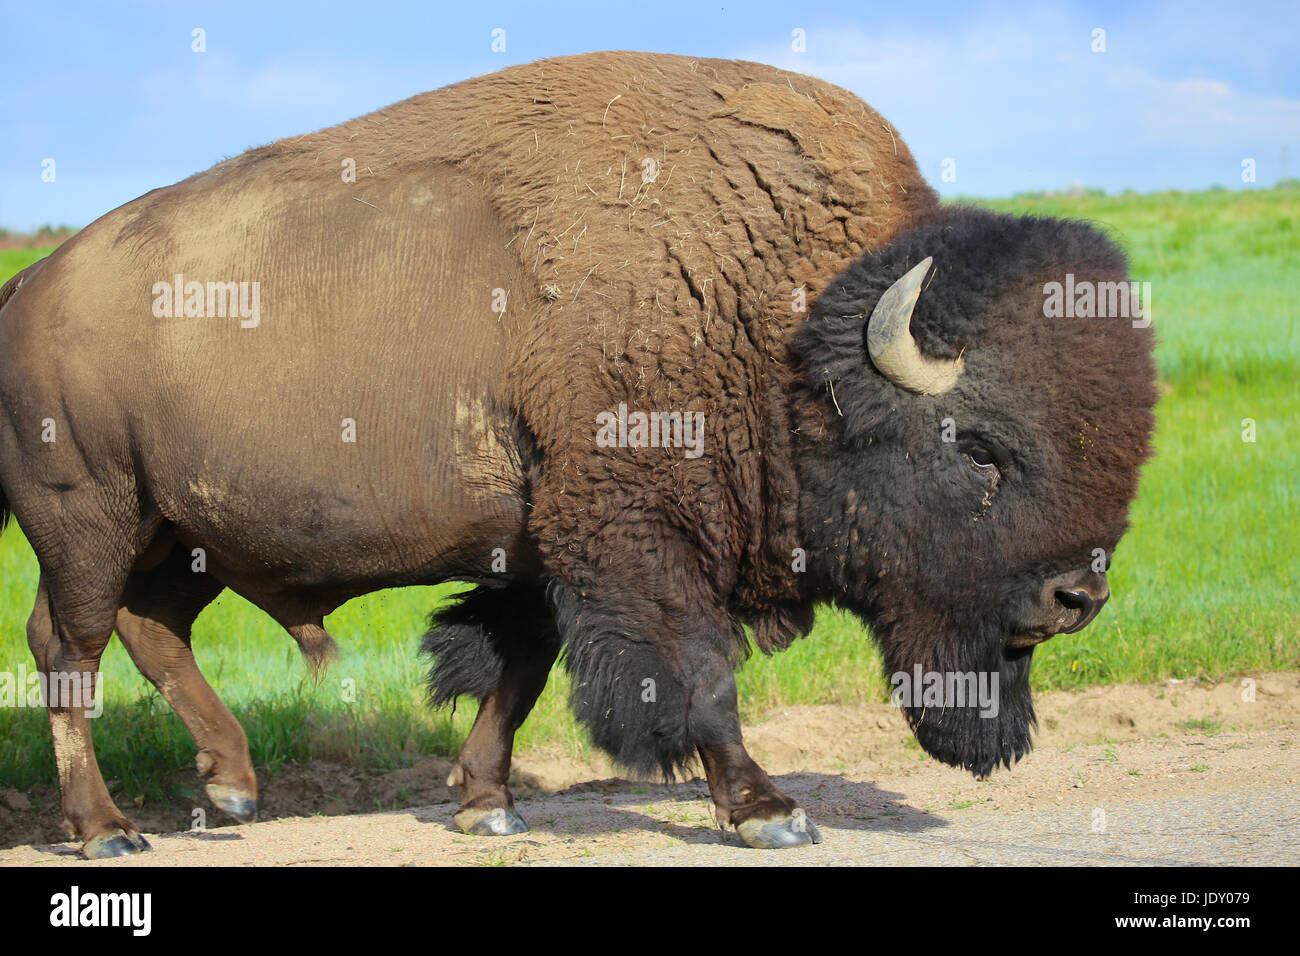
[214,51,938,655]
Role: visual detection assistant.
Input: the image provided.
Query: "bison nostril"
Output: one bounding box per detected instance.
[1055,588,1091,613]
[1054,587,1104,632]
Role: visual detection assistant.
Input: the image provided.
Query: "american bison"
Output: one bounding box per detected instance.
[0,51,1155,856]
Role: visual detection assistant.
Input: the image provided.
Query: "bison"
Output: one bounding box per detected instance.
[0,51,1155,856]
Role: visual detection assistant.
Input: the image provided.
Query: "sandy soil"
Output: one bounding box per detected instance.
[1,671,1295,865]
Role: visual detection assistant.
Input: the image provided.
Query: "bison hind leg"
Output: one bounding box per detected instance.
[115,547,257,824]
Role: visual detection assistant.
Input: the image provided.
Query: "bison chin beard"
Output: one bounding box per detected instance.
[877,615,1038,779]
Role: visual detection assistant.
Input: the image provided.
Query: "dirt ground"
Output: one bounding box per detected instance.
[1,671,1296,865]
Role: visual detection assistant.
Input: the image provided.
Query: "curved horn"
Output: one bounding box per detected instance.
[866,256,964,395]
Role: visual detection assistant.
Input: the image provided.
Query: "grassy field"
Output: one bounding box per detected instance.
[0,186,1296,802]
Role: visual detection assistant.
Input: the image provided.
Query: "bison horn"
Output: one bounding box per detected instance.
[866,256,964,395]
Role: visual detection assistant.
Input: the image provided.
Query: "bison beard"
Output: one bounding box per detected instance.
[879,614,1037,778]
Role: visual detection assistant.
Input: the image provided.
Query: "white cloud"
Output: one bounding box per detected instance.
[736,16,1300,193]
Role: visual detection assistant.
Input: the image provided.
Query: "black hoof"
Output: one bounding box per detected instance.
[736,811,823,849]
[207,784,258,823]
[454,806,530,836]
[83,830,151,859]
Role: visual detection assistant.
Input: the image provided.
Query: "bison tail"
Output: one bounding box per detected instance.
[0,262,40,537]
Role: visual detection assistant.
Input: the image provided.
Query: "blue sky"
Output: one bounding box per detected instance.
[2,0,1297,230]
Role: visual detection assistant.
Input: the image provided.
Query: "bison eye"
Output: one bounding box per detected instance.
[965,447,999,477]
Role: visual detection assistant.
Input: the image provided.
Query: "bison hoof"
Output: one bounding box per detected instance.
[454,806,530,836]
[736,812,823,849]
[83,830,152,859]
[206,783,259,824]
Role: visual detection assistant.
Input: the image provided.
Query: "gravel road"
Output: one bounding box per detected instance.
[2,674,1295,866]
[2,727,1294,867]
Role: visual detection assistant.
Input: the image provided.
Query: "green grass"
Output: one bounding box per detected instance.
[1,185,1297,798]
[0,247,53,279]
[1174,717,1225,735]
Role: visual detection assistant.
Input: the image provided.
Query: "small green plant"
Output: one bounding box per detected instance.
[1175,717,1224,735]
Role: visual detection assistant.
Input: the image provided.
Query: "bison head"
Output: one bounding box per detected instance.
[794,206,1158,777]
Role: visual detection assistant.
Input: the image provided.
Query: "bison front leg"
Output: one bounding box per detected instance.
[114,548,257,824]
[446,641,557,835]
[422,585,560,836]
[697,741,823,849]
[548,580,822,849]
[683,662,822,848]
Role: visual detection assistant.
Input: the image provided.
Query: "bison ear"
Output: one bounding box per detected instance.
[866,257,964,395]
